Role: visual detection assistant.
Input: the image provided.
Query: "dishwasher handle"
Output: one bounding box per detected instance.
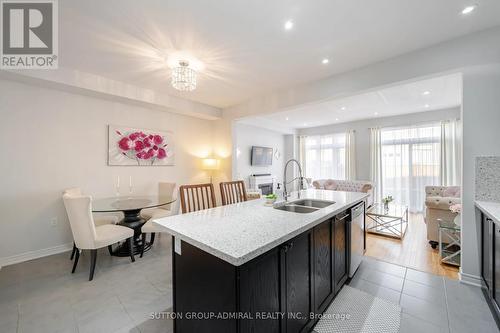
[351,203,365,217]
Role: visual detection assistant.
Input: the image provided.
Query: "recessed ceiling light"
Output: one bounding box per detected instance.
[422,91,431,96]
[424,104,430,108]
[285,117,289,121]
[303,122,308,126]
[462,5,477,15]
[284,20,294,30]
[374,112,379,115]
[341,106,346,111]
[335,118,339,121]
[322,58,329,64]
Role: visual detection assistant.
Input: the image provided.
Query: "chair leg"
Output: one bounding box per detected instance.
[107,245,113,256]
[140,233,146,258]
[89,249,97,281]
[71,248,80,273]
[150,232,156,246]
[70,242,76,260]
[128,237,135,263]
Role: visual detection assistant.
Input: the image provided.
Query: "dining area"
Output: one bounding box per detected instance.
[63,180,253,281]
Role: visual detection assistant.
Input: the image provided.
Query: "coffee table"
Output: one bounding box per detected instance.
[366,203,408,239]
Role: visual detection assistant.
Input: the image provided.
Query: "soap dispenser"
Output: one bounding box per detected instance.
[275,183,283,201]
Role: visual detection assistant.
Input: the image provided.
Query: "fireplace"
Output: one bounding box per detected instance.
[249,174,275,196]
[258,183,273,196]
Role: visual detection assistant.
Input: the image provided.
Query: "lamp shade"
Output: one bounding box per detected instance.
[201,158,219,170]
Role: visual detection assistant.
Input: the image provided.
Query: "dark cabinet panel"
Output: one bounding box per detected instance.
[285,232,313,333]
[313,220,334,313]
[482,216,493,290]
[334,213,349,294]
[239,247,283,333]
[479,212,500,330]
[495,223,500,310]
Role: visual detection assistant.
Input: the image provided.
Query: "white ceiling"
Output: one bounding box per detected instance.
[59,0,500,108]
[238,74,462,133]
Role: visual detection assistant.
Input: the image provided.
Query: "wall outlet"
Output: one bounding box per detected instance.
[50,217,58,227]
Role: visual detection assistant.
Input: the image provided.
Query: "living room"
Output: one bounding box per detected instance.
[234,73,462,279]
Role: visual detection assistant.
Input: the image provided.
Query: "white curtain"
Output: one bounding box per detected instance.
[440,119,461,186]
[369,128,383,203]
[345,130,356,180]
[303,133,346,181]
[380,124,441,213]
[298,135,307,177]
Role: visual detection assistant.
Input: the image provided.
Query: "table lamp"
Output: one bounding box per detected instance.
[201,158,219,183]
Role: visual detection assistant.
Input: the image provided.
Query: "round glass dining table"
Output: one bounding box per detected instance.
[92,195,176,257]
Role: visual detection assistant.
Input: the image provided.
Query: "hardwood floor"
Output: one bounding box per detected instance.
[365,212,459,280]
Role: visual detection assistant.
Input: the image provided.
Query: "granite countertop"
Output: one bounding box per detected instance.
[154,189,367,266]
[476,200,500,225]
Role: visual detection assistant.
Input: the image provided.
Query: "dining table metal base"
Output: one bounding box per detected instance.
[111,209,153,257]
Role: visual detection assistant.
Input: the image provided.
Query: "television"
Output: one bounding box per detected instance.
[251,146,273,166]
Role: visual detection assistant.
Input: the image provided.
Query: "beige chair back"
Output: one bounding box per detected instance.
[63,193,97,249]
[63,187,82,196]
[159,182,176,210]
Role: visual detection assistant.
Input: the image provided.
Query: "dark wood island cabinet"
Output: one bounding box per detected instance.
[478,204,500,329]
[171,209,353,333]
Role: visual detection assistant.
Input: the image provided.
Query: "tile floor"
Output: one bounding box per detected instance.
[0,235,498,333]
[349,256,499,333]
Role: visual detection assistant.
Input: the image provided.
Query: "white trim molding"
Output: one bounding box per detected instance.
[0,242,73,267]
[459,268,482,287]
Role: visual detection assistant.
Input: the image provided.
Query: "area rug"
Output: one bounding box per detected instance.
[313,285,401,333]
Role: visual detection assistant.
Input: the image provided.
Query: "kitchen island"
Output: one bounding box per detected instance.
[154,189,367,333]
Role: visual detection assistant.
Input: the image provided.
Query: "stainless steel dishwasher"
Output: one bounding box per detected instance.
[349,202,365,277]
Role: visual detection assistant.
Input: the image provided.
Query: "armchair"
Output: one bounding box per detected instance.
[424,186,461,248]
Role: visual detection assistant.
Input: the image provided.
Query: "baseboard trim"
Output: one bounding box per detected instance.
[0,242,73,267]
[459,268,482,287]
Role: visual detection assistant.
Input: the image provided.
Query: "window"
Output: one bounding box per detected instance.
[381,124,441,212]
[304,133,346,180]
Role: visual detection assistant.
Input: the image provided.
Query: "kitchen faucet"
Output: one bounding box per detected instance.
[283,159,304,201]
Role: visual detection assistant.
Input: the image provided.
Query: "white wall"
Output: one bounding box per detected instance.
[232,122,286,188]
[0,79,216,265]
[298,107,461,181]
[461,64,500,283]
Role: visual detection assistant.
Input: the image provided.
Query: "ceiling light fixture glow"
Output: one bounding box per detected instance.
[284,20,294,30]
[322,58,329,64]
[341,106,346,111]
[422,91,431,96]
[285,117,289,121]
[171,60,197,92]
[374,112,379,115]
[462,5,477,14]
[424,104,430,108]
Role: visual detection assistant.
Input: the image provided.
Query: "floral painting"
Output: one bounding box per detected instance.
[108,125,174,166]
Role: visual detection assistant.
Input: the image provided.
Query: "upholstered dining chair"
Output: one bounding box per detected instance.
[64,188,120,260]
[139,182,177,257]
[140,182,177,220]
[220,180,248,206]
[179,183,217,214]
[63,193,135,281]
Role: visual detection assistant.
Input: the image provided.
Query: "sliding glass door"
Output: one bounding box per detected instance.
[381,124,440,213]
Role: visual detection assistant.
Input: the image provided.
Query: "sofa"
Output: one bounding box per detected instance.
[312,179,374,208]
[424,186,461,248]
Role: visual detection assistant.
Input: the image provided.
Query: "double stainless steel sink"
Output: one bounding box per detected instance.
[274,199,335,213]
